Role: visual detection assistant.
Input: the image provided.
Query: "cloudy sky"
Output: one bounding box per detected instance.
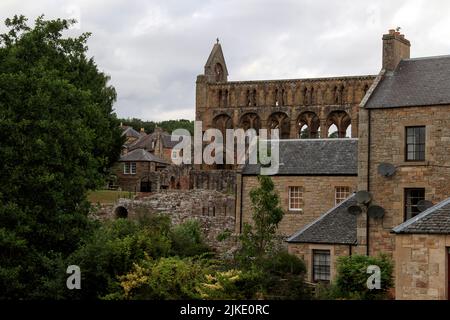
[1,0,450,121]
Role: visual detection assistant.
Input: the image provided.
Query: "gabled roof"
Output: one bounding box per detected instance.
[119,148,169,164]
[392,197,450,235]
[287,194,357,245]
[121,126,141,139]
[129,131,182,151]
[205,42,229,76]
[242,139,358,176]
[365,55,450,109]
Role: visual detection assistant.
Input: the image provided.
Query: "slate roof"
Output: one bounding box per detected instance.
[392,197,450,235]
[129,131,182,151]
[121,126,141,139]
[241,139,358,176]
[366,55,450,109]
[287,194,357,245]
[119,148,169,164]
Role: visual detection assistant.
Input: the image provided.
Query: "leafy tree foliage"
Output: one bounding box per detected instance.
[236,175,284,265]
[0,15,122,298]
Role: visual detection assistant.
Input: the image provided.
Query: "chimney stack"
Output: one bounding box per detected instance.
[382,29,411,71]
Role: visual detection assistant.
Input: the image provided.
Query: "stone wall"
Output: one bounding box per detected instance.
[288,243,352,283]
[395,234,449,300]
[237,175,357,237]
[196,75,375,139]
[357,105,450,257]
[95,190,237,254]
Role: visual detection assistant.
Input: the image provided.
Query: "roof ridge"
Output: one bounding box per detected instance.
[403,54,450,62]
[392,196,450,233]
[287,193,356,242]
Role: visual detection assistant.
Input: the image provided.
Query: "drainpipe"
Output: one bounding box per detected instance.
[366,108,372,256]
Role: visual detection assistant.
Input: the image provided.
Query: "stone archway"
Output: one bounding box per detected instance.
[326,110,351,138]
[114,206,128,219]
[268,112,290,139]
[239,113,261,131]
[297,111,320,139]
[213,114,233,136]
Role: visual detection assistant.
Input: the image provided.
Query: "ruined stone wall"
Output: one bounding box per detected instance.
[288,243,352,283]
[196,76,375,139]
[238,175,357,237]
[357,105,450,257]
[395,234,449,300]
[96,190,237,253]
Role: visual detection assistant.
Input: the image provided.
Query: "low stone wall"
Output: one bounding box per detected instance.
[93,190,237,254]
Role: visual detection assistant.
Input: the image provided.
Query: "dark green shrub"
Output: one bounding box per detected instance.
[170,219,211,257]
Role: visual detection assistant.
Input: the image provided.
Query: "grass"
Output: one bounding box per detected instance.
[87,190,135,204]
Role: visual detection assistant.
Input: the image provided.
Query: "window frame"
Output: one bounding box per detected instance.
[405,126,426,162]
[123,162,137,175]
[312,249,331,283]
[404,188,425,221]
[288,186,304,212]
[335,186,351,205]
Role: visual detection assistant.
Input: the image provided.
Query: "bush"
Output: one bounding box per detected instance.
[259,251,311,300]
[317,254,394,300]
[110,257,210,300]
[170,219,211,257]
[67,217,172,299]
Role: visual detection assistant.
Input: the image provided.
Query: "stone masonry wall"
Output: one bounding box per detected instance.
[238,175,358,237]
[395,234,450,300]
[357,105,450,258]
[95,190,236,254]
[288,243,352,283]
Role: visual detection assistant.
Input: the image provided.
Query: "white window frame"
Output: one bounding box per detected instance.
[288,186,303,212]
[335,186,350,205]
[124,162,137,175]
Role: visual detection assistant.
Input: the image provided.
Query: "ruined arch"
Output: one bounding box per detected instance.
[268,112,290,139]
[326,110,351,138]
[212,114,233,135]
[239,113,261,131]
[297,111,320,139]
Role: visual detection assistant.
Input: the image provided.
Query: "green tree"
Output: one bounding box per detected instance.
[236,175,284,265]
[0,15,122,299]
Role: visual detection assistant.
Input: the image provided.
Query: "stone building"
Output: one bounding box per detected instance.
[196,41,375,140]
[228,29,450,299]
[356,30,450,299]
[236,139,358,237]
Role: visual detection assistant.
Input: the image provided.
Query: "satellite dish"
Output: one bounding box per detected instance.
[378,163,396,177]
[417,200,433,212]
[355,191,372,205]
[347,205,363,216]
[368,205,385,219]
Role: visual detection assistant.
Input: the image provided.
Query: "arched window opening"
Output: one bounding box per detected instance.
[297,112,320,139]
[326,110,351,138]
[328,124,339,138]
[268,112,290,139]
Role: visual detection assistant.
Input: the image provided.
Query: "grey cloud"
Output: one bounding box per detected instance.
[1,0,450,121]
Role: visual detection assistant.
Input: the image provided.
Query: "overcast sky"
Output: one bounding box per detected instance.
[1,0,450,121]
